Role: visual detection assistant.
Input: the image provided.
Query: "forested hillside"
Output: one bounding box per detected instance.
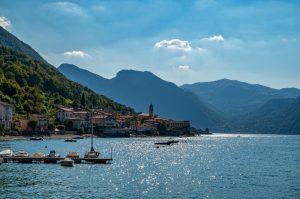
[0,45,133,117]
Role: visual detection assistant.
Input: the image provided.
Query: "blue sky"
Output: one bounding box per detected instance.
[0,0,299,88]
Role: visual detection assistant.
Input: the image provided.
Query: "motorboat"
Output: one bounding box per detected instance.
[48,150,60,158]
[43,150,60,163]
[14,151,29,157]
[31,152,45,158]
[60,158,74,167]
[73,136,84,139]
[155,140,179,145]
[30,137,43,141]
[64,139,77,142]
[66,152,79,159]
[168,140,179,144]
[0,149,13,157]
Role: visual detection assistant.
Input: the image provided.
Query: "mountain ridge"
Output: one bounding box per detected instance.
[236,97,300,134]
[181,79,300,117]
[58,63,229,130]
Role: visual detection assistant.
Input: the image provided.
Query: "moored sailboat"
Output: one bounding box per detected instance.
[84,108,100,159]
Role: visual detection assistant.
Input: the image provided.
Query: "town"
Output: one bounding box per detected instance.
[0,101,198,137]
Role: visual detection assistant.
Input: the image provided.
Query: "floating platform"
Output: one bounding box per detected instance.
[2,156,112,164]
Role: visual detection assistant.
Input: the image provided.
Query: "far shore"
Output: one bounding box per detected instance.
[0,134,89,141]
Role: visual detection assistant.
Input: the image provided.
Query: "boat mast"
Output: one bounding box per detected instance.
[91,105,94,152]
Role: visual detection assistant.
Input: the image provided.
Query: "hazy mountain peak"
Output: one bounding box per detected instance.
[115,69,156,79]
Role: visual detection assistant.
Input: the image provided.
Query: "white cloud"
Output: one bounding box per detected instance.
[91,5,107,13]
[64,50,88,57]
[178,65,190,71]
[155,39,192,51]
[0,16,11,29]
[204,35,224,41]
[47,1,86,17]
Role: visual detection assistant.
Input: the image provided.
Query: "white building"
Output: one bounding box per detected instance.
[56,108,74,122]
[92,115,119,128]
[0,101,13,129]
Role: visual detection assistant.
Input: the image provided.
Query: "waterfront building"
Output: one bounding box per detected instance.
[0,101,13,130]
[57,107,74,122]
[65,117,87,130]
[92,115,119,128]
[29,114,49,132]
[165,120,190,132]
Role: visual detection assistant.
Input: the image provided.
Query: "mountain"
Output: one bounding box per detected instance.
[236,97,300,134]
[0,26,43,61]
[181,79,300,117]
[58,64,229,130]
[0,27,133,117]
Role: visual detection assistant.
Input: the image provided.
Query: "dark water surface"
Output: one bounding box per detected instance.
[0,134,299,199]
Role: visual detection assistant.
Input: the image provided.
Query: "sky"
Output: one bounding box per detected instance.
[0,0,300,88]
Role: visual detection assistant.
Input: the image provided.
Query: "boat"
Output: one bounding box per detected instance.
[84,150,100,158]
[60,158,74,167]
[73,136,84,139]
[155,140,179,145]
[0,149,13,157]
[168,140,179,144]
[66,152,80,159]
[66,151,81,163]
[84,109,100,159]
[48,150,60,158]
[0,145,11,148]
[14,151,29,157]
[43,150,60,163]
[64,139,77,142]
[31,152,45,158]
[30,137,43,141]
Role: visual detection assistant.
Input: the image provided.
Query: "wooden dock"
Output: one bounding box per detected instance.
[2,157,112,164]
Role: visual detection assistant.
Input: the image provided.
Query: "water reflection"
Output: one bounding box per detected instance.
[0,135,300,198]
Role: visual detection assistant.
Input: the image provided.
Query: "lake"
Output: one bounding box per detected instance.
[0,134,299,198]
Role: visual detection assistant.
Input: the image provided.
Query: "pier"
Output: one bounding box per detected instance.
[1,157,112,164]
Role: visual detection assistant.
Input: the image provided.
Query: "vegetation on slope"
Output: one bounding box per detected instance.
[0,26,43,61]
[0,45,133,117]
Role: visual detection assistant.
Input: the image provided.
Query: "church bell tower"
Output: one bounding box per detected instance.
[149,104,154,119]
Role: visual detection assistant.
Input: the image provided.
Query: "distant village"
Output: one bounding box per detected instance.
[0,101,201,137]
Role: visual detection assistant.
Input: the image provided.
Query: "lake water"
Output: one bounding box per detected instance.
[0,134,299,199]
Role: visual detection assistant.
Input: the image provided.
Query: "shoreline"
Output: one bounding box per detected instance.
[0,134,86,141]
[0,134,198,141]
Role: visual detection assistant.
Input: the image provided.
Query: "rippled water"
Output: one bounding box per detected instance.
[0,134,300,199]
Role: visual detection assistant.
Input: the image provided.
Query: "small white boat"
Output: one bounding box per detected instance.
[0,145,11,148]
[60,158,74,167]
[0,149,13,157]
[14,151,29,157]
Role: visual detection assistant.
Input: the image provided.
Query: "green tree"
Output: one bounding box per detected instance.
[28,120,38,131]
[0,124,4,136]
[48,123,55,131]
[81,92,86,108]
